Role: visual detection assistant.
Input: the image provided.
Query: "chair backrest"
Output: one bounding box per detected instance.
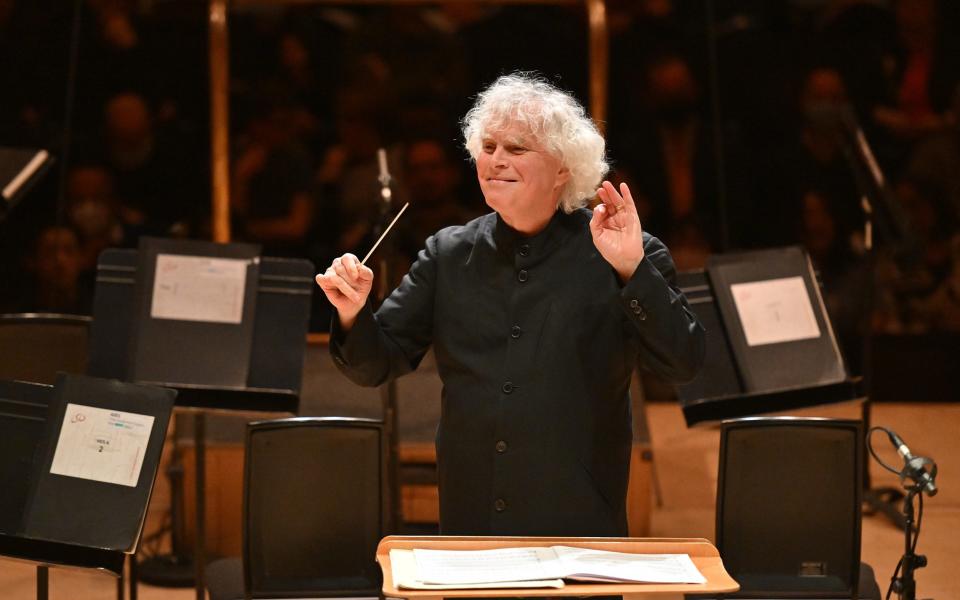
[0,313,90,384]
[243,417,387,599]
[716,417,863,599]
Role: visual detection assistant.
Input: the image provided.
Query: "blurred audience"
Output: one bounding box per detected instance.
[97,91,199,234]
[5,226,93,314]
[231,96,315,257]
[64,163,139,272]
[1,1,958,337]
[874,177,960,333]
[394,137,478,269]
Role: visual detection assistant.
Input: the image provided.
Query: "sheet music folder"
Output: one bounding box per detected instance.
[88,243,313,412]
[376,536,739,599]
[676,246,859,426]
[0,374,174,574]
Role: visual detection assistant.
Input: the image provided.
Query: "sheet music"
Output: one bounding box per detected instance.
[391,549,564,590]
[553,546,707,584]
[730,276,821,346]
[49,403,155,487]
[413,547,564,584]
[150,254,249,324]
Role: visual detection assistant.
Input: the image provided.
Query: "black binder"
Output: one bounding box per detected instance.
[676,247,859,426]
[0,374,174,573]
[131,237,261,388]
[87,243,314,411]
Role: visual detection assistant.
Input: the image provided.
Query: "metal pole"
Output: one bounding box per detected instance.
[194,412,207,600]
[585,0,609,134]
[209,0,231,243]
[36,566,49,600]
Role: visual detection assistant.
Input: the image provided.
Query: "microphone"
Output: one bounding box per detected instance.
[886,430,938,496]
[377,147,392,205]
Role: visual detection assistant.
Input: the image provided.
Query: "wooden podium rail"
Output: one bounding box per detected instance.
[376,535,739,600]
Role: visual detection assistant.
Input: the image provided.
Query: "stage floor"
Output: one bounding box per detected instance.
[1,401,956,600]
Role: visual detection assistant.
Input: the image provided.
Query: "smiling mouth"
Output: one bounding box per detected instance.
[487,178,518,183]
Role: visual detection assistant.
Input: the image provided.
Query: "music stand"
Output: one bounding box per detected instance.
[0,146,54,222]
[0,374,175,600]
[87,238,314,600]
[675,246,862,426]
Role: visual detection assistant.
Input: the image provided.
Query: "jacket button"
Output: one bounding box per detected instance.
[496,440,508,453]
[629,298,639,309]
[519,244,530,257]
[494,498,506,512]
[517,269,529,282]
[502,382,514,394]
[510,325,521,339]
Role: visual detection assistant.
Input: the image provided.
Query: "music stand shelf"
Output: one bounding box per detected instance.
[681,378,864,426]
[376,536,739,600]
[138,383,299,414]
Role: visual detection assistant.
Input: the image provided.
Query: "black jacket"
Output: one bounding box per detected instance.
[331,209,705,536]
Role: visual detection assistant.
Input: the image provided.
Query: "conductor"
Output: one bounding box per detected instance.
[316,74,705,537]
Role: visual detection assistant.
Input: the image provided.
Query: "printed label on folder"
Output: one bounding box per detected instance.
[730,276,821,346]
[150,254,248,324]
[50,403,155,487]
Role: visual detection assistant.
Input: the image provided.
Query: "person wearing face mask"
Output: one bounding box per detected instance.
[316,74,704,537]
[64,164,136,273]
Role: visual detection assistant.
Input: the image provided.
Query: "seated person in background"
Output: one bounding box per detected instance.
[393,136,482,271]
[64,163,141,272]
[874,177,960,333]
[10,226,93,315]
[100,91,199,234]
[317,74,704,536]
[231,97,315,257]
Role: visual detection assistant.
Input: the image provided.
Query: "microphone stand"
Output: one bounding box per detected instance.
[374,148,402,533]
[833,109,916,530]
[895,485,926,600]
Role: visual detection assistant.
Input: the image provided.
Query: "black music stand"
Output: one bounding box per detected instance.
[0,146,54,222]
[676,246,862,426]
[87,238,314,600]
[0,374,175,600]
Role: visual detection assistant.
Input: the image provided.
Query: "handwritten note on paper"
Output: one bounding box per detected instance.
[50,403,155,487]
[730,276,821,347]
[150,254,248,324]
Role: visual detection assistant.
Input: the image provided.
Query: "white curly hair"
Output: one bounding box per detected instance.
[462,73,609,213]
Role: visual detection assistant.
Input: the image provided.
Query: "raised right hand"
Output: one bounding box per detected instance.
[315,253,374,330]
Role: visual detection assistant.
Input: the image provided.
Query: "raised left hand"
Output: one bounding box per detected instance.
[589,180,645,282]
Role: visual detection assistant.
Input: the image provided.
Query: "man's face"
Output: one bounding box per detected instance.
[475,124,568,230]
[406,141,459,205]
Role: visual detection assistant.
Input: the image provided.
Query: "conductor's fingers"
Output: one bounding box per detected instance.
[324,270,362,303]
[342,253,360,279]
[618,182,639,216]
[590,202,608,236]
[356,264,375,282]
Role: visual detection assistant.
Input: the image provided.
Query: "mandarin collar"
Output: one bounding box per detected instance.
[492,209,574,260]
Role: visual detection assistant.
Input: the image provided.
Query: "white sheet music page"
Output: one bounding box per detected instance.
[412,547,565,584]
[49,403,155,487]
[730,276,821,346]
[150,254,248,324]
[390,549,564,590]
[552,546,707,584]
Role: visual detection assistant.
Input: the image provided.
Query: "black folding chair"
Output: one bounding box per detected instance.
[714,417,881,600]
[206,417,387,600]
